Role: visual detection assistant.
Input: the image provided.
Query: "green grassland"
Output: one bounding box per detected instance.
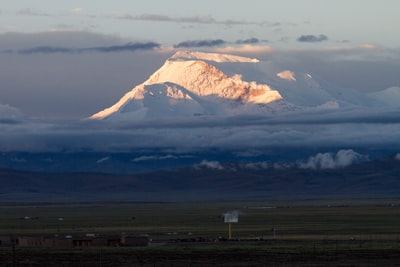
[1,199,400,240]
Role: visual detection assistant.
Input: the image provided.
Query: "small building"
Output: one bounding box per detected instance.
[72,238,93,247]
[42,237,73,248]
[9,234,147,248]
[106,238,121,247]
[17,236,43,247]
[0,236,14,247]
[121,235,149,247]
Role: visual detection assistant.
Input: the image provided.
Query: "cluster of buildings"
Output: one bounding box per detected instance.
[0,234,149,248]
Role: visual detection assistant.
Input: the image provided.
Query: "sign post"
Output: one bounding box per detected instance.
[223,210,238,240]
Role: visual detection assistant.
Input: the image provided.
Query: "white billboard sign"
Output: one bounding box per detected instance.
[223,210,239,223]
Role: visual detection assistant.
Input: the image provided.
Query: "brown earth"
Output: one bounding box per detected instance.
[1,245,400,266]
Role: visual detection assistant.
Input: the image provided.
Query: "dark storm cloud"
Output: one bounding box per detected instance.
[16,42,161,54]
[297,34,328,43]
[174,39,226,48]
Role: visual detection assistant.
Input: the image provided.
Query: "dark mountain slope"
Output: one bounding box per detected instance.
[0,156,399,202]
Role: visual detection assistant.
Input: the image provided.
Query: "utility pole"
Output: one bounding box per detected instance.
[12,243,16,267]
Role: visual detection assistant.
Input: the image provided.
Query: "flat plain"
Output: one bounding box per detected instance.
[1,199,400,266]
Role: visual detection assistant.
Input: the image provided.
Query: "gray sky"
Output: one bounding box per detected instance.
[2,0,400,47]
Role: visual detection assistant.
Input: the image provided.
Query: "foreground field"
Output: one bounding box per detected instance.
[0,199,400,266]
[1,243,400,266]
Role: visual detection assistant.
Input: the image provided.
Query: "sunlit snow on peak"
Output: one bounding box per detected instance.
[90,50,400,121]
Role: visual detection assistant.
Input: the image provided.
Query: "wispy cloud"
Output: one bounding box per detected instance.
[173,37,266,49]
[132,154,180,162]
[114,13,280,27]
[14,42,161,54]
[18,46,72,54]
[235,38,260,44]
[96,156,110,163]
[122,14,218,24]
[83,42,160,53]
[297,34,328,43]
[17,8,50,17]
[174,39,226,48]
[213,44,273,54]
[358,43,380,50]
[70,7,83,15]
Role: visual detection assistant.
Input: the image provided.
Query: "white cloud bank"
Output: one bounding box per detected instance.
[201,150,369,171]
[299,149,365,169]
[195,160,224,170]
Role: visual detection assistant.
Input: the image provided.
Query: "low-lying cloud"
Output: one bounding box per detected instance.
[132,154,179,162]
[299,149,365,169]
[195,160,224,170]
[0,110,399,153]
[0,103,22,119]
[194,149,370,171]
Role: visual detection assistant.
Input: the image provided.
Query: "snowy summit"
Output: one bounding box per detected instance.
[90,50,400,120]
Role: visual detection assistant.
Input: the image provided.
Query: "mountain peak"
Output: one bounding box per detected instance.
[90,50,392,120]
[90,51,283,120]
[169,49,260,63]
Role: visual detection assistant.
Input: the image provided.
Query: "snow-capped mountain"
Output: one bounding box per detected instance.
[90,50,399,120]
